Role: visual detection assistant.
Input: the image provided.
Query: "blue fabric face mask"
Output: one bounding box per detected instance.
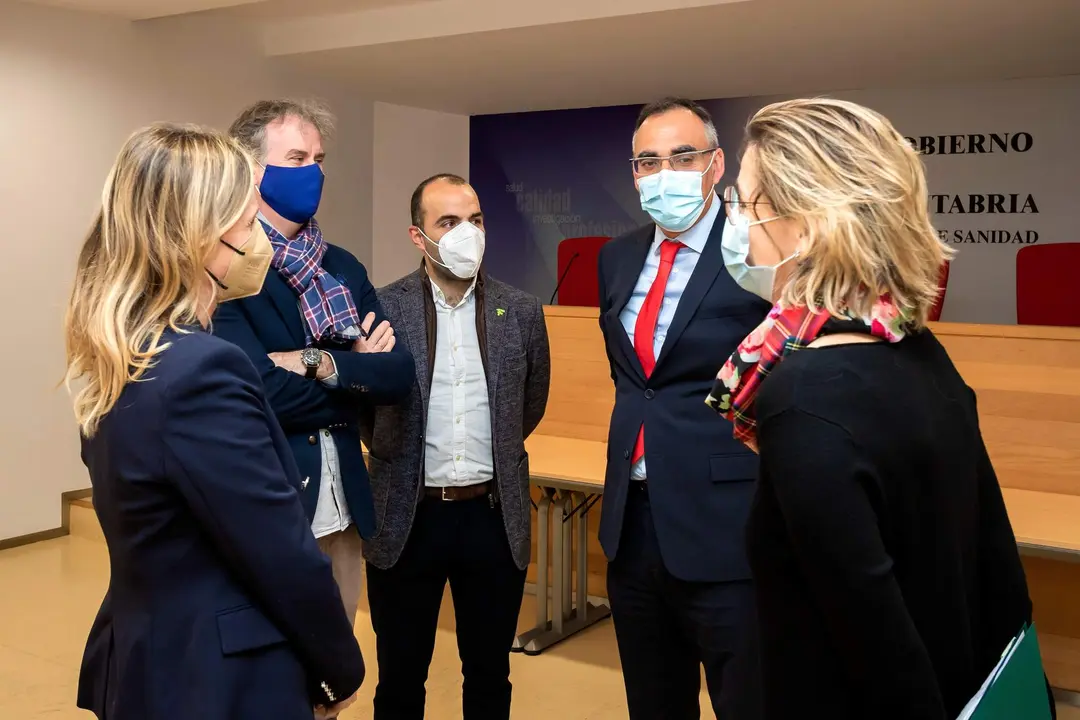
[721,212,797,301]
[259,163,325,224]
[636,153,716,232]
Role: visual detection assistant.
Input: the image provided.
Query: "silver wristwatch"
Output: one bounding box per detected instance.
[301,347,323,379]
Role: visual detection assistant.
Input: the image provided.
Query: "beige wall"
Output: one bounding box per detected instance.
[371,102,470,286]
[0,3,379,541]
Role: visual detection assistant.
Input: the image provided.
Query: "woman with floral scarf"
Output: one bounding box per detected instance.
[705,98,1051,720]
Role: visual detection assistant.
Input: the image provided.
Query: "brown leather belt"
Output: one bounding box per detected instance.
[424,481,493,502]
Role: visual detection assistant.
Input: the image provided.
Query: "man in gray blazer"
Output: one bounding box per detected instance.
[361,173,550,720]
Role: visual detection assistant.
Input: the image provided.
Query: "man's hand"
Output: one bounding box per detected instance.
[352,312,395,354]
[268,350,335,380]
[314,693,357,719]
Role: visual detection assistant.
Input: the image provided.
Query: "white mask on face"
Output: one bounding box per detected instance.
[721,212,798,302]
[420,221,486,279]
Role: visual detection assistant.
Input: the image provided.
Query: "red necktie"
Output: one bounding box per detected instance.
[631,240,683,465]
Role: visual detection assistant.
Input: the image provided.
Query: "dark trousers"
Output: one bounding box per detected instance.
[607,482,761,720]
[366,493,527,720]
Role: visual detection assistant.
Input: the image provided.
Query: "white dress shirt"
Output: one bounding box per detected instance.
[310,421,352,539]
[424,279,494,488]
[618,193,721,481]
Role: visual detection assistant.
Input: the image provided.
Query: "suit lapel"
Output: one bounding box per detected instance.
[396,271,430,412]
[264,273,307,347]
[653,217,726,371]
[483,279,505,407]
[611,227,654,321]
[605,227,654,382]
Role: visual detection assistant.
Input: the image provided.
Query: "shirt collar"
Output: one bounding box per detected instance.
[429,276,477,309]
[651,190,721,255]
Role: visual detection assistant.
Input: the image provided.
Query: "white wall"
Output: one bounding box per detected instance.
[0,3,379,541]
[277,71,377,268]
[371,102,470,286]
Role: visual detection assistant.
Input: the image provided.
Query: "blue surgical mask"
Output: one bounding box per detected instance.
[721,213,798,301]
[259,163,325,224]
[636,153,717,232]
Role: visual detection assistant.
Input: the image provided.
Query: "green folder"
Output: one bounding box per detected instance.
[957,623,1052,720]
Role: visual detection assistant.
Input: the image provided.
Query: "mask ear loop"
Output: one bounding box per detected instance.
[219,239,247,256]
[417,228,453,271]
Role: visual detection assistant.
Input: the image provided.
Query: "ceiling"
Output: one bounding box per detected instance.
[19,0,261,20]
[271,0,1080,114]
[16,0,421,20]
[18,0,1080,113]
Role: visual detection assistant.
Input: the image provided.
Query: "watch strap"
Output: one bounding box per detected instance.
[303,348,321,379]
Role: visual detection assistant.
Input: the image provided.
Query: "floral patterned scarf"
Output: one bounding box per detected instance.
[705,295,909,452]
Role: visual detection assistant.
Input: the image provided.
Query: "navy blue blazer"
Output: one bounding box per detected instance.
[77,329,364,720]
[212,243,415,538]
[597,221,772,583]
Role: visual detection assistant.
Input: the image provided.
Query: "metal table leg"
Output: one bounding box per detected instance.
[576,492,589,617]
[561,492,573,618]
[521,491,611,656]
[550,491,567,634]
[513,489,551,651]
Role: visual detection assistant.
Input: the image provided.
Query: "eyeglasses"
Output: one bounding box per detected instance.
[630,148,717,176]
[722,185,772,225]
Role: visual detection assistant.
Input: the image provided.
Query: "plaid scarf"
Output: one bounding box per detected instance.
[705,295,909,452]
[263,218,361,345]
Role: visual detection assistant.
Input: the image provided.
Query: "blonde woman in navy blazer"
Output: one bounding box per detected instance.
[63,124,363,720]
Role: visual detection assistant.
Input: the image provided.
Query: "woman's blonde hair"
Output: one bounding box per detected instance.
[745,97,953,327]
[64,123,255,437]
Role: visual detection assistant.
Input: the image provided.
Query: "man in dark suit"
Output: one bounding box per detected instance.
[214,99,415,626]
[361,174,550,720]
[597,97,772,719]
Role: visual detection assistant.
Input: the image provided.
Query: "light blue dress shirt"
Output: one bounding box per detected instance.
[618,193,721,481]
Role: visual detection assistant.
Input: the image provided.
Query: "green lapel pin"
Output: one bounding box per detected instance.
[496,308,505,317]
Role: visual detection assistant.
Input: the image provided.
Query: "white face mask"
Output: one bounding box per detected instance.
[421,221,486,279]
[720,212,798,302]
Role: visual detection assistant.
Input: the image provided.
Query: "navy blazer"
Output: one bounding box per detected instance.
[77,329,364,720]
[597,221,772,583]
[212,243,415,538]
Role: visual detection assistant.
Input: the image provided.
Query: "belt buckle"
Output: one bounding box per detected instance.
[441,487,451,502]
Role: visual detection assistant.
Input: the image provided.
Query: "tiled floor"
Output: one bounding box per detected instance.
[1,534,1076,719]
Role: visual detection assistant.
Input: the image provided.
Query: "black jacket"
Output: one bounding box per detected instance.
[746,330,1049,719]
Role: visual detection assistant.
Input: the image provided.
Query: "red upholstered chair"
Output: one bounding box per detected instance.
[1016,243,1080,327]
[552,236,611,306]
[928,261,950,322]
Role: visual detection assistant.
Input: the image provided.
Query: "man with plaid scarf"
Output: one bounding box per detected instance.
[214,99,415,633]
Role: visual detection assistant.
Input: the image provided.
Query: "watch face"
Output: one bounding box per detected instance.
[301,348,321,367]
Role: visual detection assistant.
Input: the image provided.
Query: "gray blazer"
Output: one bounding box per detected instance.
[360,268,551,570]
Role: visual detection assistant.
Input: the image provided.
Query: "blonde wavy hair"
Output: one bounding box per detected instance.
[745,98,953,327]
[64,124,255,437]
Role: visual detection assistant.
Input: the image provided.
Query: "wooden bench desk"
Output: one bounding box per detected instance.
[517,434,1080,657]
[505,308,1080,699]
[524,308,1080,696]
[1004,489,1080,560]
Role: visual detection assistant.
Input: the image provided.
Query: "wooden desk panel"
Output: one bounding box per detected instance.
[534,311,612,442]
[932,323,1080,497]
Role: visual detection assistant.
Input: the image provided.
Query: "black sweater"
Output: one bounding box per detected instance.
[747,330,1037,719]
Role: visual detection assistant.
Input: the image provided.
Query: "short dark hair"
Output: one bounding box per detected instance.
[410,173,468,228]
[634,97,718,147]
